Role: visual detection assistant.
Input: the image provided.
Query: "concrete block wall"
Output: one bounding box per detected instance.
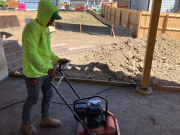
[3,40,23,72]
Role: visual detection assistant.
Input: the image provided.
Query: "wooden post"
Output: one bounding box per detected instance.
[137,12,142,37]
[119,9,122,25]
[108,76,112,81]
[163,14,169,33]
[126,0,128,9]
[111,24,113,36]
[80,23,82,33]
[141,0,163,90]
[54,21,56,29]
[2,35,6,41]
[103,2,105,16]
[111,24,115,38]
[102,3,103,15]
[114,8,116,23]
[127,10,130,28]
[110,7,112,21]
[106,6,108,18]
[113,30,116,38]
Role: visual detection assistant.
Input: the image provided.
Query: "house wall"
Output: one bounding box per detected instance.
[130,0,149,11]
[103,0,110,2]
[20,0,40,4]
[130,0,179,13]
[60,0,70,4]
[21,0,58,10]
[173,0,179,12]
[20,0,39,10]
[88,0,93,7]
[71,1,86,8]
[69,0,87,9]
[149,0,179,13]
[51,0,58,6]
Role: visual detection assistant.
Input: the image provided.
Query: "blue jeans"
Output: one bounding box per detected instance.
[22,75,54,123]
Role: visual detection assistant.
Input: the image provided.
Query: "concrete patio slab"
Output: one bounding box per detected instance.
[0,77,180,135]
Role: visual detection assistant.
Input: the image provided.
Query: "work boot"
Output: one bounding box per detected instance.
[40,117,61,127]
[22,122,37,135]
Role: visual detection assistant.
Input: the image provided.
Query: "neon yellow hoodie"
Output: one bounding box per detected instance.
[22,0,60,78]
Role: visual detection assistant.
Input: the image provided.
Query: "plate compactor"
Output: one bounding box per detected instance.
[51,60,120,135]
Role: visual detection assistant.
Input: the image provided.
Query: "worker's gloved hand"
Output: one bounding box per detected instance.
[47,68,59,78]
[58,58,68,64]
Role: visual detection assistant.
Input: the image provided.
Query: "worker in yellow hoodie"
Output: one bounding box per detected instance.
[22,0,68,134]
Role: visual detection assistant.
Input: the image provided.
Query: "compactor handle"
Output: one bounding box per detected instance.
[57,60,71,71]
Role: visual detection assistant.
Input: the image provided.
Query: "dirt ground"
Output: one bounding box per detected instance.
[1,77,180,135]
[0,10,106,26]
[0,26,117,47]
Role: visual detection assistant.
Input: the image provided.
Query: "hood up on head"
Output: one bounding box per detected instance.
[37,0,59,28]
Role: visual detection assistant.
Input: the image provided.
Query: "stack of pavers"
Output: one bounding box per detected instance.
[3,40,23,73]
[51,43,94,56]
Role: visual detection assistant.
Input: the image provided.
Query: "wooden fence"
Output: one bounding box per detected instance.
[102,2,180,40]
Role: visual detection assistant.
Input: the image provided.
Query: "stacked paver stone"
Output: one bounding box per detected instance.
[3,40,23,73]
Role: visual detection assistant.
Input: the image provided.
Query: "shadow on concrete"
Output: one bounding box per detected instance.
[1,73,180,135]
[56,62,180,86]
